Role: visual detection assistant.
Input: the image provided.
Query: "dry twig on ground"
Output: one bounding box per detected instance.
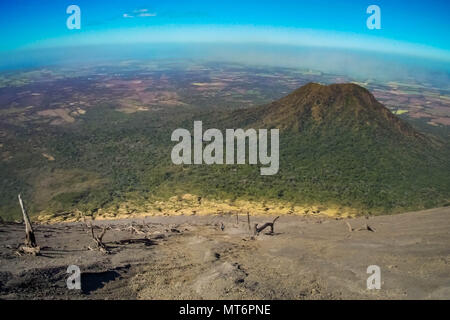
[254,216,280,235]
[357,223,376,232]
[345,221,376,233]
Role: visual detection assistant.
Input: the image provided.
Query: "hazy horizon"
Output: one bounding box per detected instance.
[0,43,448,87]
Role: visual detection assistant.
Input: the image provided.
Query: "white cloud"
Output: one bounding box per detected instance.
[134,9,149,13]
[138,13,157,17]
[124,9,156,19]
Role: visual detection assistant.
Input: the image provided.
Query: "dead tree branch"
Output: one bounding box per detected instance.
[18,194,37,248]
[345,221,375,233]
[254,216,280,235]
[18,245,41,256]
[357,223,376,232]
[125,223,146,235]
[87,223,110,254]
[17,194,40,255]
[345,221,354,232]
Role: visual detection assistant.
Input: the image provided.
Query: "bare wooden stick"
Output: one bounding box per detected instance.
[254,216,280,235]
[247,212,251,231]
[345,221,354,232]
[18,194,37,248]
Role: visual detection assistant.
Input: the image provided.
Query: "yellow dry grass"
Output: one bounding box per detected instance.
[37,193,358,223]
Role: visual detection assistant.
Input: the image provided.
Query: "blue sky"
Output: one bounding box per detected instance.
[0,0,449,62]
